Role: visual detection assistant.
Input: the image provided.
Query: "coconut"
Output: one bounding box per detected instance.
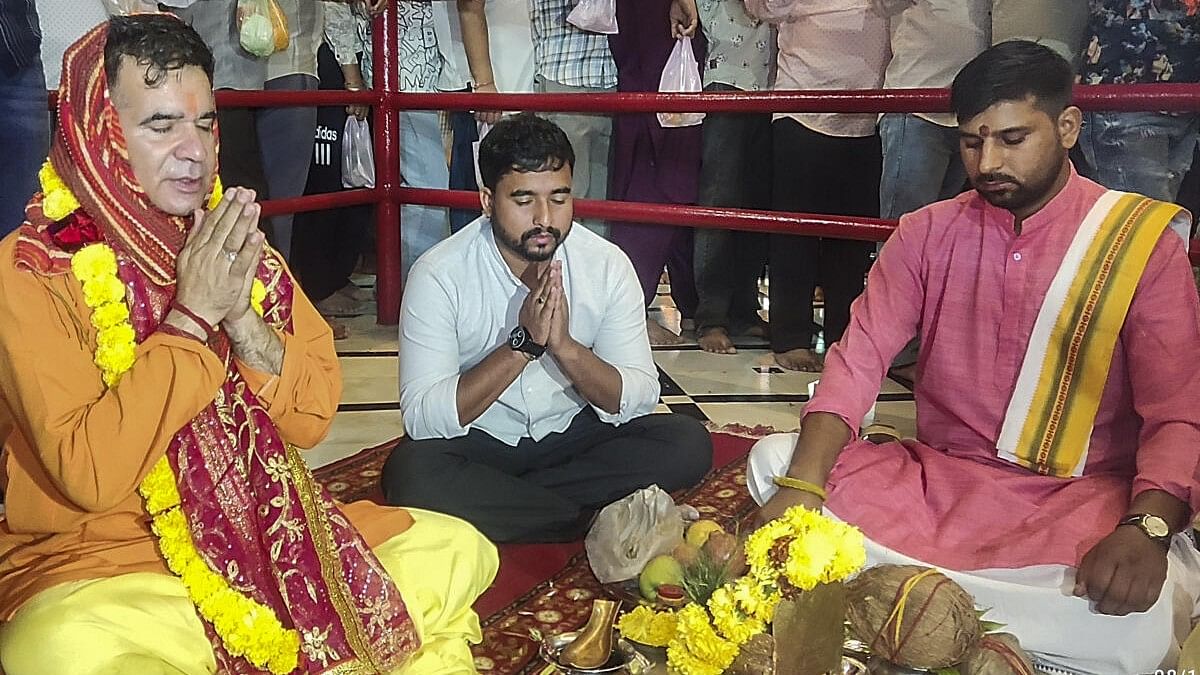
[961,633,1035,675]
[846,565,980,670]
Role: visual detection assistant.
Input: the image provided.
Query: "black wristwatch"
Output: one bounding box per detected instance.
[1118,513,1171,548]
[508,325,545,359]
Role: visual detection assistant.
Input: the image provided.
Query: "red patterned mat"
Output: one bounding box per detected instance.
[468,430,765,675]
[310,426,772,675]
[312,438,394,504]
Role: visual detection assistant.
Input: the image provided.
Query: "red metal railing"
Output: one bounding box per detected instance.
[52,6,1200,323]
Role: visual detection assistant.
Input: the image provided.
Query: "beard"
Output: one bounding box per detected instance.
[971,161,1063,215]
[499,223,566,262]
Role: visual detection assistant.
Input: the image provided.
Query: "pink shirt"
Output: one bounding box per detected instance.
[809,168,1200,570]
[744,0,890,137]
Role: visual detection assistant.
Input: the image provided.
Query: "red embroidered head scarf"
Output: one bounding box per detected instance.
[17,16,419,672]
[17,19,194,283]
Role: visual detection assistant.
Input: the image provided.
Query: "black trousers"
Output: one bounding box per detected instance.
[769,119,881,352]
[694,83,771,332]
[291,44,369,303]
[381,411,713,543]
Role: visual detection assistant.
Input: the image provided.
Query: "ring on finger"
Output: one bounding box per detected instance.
[536,296,547,304]
[224,250,237,263]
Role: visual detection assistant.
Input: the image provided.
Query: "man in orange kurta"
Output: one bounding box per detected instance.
[0,14,496,674]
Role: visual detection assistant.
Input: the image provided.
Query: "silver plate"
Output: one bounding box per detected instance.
[540,631,652,674]
[842,656,869,675]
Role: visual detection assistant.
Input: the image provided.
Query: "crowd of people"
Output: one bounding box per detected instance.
[11,0,1190,358]
[0,1,1198,674]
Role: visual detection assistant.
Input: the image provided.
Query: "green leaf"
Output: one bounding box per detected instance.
[933,668,961,675]
[681,549,732,606]
[975,607,1006,633]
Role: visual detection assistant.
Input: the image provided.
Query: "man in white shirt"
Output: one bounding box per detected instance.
[386,113,712,543]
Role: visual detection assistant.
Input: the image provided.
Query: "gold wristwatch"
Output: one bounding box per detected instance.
[1118,513,1171,548]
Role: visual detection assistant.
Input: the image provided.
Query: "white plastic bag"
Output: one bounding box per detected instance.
[567,0,618,34]
[237,0,275,57]
[472,121,494,190]
[585,485,686,584]
[657,38,705,128]
[342,117,376,188]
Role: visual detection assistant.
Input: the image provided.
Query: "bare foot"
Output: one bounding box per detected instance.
[336,282,373,303]
[775,348,823,372]
[315,292,366,317]
[647,320,683,346]
[698,327,737,354]
[325,317,349,340]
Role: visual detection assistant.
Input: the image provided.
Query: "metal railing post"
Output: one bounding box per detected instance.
[373,4,403,325]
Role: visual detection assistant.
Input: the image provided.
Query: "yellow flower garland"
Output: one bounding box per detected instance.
[39,159,225,219]
[622,506,867,675]
[53,161,295,673]
[39,161,81,221]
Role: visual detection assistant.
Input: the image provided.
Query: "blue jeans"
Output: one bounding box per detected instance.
[0,62,49,238]
[400,110,450,277]
[1078,111,1200,203]
[694,83,770,331]
[878,113,964,369]
[257,74,319,261]
[878,113,966,220]
[447,108,482,233]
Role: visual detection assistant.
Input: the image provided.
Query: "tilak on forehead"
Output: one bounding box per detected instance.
[15,17,221,287]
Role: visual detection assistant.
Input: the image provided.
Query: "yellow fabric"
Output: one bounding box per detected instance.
[0,509,498,675]
[1009,194,1179,477]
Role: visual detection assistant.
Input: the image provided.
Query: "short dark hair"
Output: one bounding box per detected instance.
[478,113,575,191]
[104,14,215,89]
[951,40,1074,123]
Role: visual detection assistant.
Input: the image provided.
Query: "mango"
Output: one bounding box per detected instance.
[638,554,684,601]
[685,519,725,548]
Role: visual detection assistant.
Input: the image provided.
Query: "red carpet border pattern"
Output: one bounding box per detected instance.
[309,425,771,675]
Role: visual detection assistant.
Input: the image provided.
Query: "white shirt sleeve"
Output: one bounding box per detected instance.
[398,263,470,440]
[589,253,661,425]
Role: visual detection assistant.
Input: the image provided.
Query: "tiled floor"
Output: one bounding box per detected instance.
[304,278,916,470]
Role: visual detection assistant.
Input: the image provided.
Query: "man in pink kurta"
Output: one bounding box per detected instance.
[749,41,1200,673]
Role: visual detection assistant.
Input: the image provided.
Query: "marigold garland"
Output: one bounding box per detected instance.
[39,160,81,221]
[39,160,224,221]
[617,605,677,647]
[59,160,298,673]
[621,506,866,675]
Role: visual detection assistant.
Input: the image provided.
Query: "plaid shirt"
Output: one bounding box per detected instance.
[529,0,616,89]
